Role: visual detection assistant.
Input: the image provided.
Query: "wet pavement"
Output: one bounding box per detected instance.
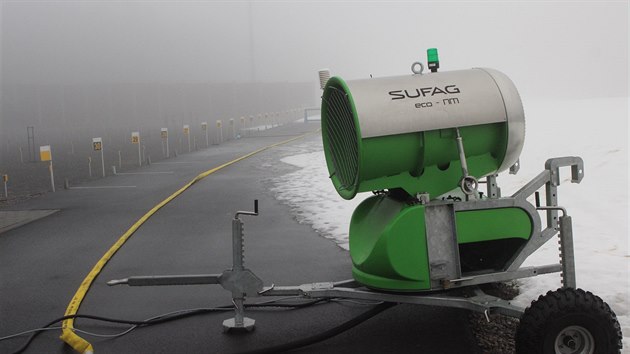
[0,122,479,354]
[0,210,59,234]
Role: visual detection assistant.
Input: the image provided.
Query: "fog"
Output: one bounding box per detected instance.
[2,2,628,84]
[2,2,627,88]
[0,1,627,196]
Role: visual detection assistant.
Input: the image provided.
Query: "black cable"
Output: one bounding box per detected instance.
[10,311,221,354]
[252,298,329,309]
[9,298,329,354]
[11,315,70,354]
[236,302,397,354]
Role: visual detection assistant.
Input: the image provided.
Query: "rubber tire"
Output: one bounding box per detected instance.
[515,288,622,354]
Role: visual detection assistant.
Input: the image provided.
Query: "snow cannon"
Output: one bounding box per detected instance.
[322,50,544,292]
[108,50,621,354]
[321,66,524,201]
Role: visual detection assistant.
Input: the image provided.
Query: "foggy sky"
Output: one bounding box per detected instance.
[1,1,628,98]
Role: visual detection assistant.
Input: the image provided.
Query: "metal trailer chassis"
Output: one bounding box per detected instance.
[108,156,584,331]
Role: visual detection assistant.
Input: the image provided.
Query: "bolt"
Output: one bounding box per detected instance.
[563,335,577,349]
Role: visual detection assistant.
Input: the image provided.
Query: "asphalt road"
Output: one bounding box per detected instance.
[0,122,480,354]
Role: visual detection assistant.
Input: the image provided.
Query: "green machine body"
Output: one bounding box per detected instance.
[349,195,534,291]
[321,66,531,291]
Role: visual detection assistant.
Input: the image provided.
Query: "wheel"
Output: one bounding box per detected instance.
[515,288,622,354]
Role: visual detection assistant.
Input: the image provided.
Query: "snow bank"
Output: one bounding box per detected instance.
[270,149,366,250]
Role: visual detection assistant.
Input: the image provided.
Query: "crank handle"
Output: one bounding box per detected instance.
[235,200,259,218]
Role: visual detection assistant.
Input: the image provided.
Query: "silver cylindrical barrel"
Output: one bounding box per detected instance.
[321,68,526,199]
[342,68,525,172]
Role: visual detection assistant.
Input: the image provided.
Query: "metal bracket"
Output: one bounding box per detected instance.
[416,192,431,205]
[558,214,577,289]
[425,204,461,288]
[512,156,584,200]
[260,282,525,319]
[545,156,584,187]
[108,200,263,333]
[454,128,479,197]
[485,174,501,199]
[505,157,583,274]
[509,159,520,175]
[220,200,262,332]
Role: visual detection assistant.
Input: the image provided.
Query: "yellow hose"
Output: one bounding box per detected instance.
[60,132,314,353]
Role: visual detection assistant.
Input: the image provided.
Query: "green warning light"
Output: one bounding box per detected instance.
[427,48,439,73]
[427,48,439,62]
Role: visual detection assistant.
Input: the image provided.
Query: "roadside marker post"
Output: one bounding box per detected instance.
[183,125,191,152]
[92,137,105,177]
[201,122,208,148]
[132,132,141,167]
[40,145,55,192]
[161,128,169,157]
[215,120,223,145]
[2,174,8,198]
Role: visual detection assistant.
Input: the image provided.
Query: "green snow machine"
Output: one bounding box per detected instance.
[109,49,622,354]
[320,49,622,353]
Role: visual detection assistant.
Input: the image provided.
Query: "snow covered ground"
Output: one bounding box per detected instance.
[270,97,629,345]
